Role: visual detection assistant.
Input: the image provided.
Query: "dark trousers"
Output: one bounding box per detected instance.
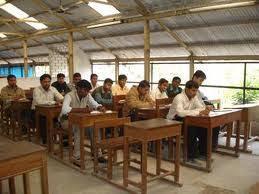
[174,116,220,159]
[30,110,47,144]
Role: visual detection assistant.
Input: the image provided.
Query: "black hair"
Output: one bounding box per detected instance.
[40,74,51,81]
[172,76,181,82]
[104,78,113,84]
[192,70,206,80]
[90,73,98,80]
[73,73,81,79]
[76,79,92,90]
[138,80,150,88]
[118,74,127,81]
[185,80,199,89]
[57,73,65,78]
[7,74,16,81]
[158,78,168,85]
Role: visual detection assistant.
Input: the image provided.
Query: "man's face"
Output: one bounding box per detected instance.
[41,78,51,90]
[192,76,204,86]
[159,82,168,92]
[73,76,81,84]
[138,86,150,96]
[103,82,112,92]
[57,77,65,84]
[118,79,127,88]
[77,87,89,98]
[172,79,181,88]
[8,77,17,87]
[91,76,98,85]
[185,87,198,99]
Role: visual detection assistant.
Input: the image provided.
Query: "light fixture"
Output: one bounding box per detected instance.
[0,3,48,30]
[87,20,121,29]
[0,33,7,38]
[189,1,256,12]
[88,2,120,16]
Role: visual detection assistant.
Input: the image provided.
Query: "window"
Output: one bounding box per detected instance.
[151,62,190,89]
[92,64,115,81]
[35,65,50,77]
[195,62,244,87]
[119,63,144,83]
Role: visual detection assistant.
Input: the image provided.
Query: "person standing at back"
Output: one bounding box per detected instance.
[90,73,99,93]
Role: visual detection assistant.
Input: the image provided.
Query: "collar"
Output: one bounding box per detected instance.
[101,86,110,94]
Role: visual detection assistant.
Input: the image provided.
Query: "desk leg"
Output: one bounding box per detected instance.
[226,123,232,148]
[40,155,49,194]
[123,136,129,187]
[235,120,241,156]
[80,126,85,170]
[141,141,147,194]
[0,180,2,194]
[243,121,249,151]
[23,173,31,194]
[206,127,212,172]
[8,177,16,194]
[68,121,73,163]
[46,116,52,153]
[35,111,40,143]
[156,140,161,175]
[175,134,180,183]
[183,122,188,163]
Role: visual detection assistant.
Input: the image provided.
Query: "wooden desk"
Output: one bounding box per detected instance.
[123,118,182,194]
[10,100,32,140]
[35,104,61,152]
[137,105,170,120]
[183,109,242,172]
[0,136,49,194]
[68,111,118,170]
[224,103,259,152]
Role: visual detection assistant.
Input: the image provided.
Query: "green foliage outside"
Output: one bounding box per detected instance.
[231,78,259,104]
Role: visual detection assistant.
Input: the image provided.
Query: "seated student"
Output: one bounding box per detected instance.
[167,80,210,161]
[123,80,154,120]
[51,73,71,96]
[112,74,129,96]
[90,73,100,93]
[32,74,64,144]
[166,76,182,98]
[91,78,113,107]
[0,74,25,107]
[151,78,168,101]
[192,70,219,149]
[59,80,105,160]
[68,73,81,91]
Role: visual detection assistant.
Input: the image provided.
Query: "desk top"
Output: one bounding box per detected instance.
[69,111,117,118]
[125,118,182,130]
[0,136,46,162]
[138,104,171,111]
[35,104,61,108]
[224,103,259,109]
[187,109,242,118]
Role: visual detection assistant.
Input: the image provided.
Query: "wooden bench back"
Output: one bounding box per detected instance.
[155,97,173,118]
[112,95,126,117]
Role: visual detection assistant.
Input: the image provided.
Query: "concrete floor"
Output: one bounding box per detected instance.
[2,144,259,194]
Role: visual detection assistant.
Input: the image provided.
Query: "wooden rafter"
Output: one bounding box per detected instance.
[0,56,13,66]
[133,0,193,55]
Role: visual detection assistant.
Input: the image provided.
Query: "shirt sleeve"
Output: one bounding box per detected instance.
[53,87,64,102]
[0,88,9,99]
[94,92,112,105]
[175,97,203,117]
[61,94,72,115]
[87,94,102,109]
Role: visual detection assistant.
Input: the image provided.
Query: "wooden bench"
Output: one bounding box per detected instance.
[93,117,140,180]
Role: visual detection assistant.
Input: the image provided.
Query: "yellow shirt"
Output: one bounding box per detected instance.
[0,85,25,100]
[112,84,129,96]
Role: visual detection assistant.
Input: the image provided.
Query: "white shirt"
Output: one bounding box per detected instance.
[31,86,64,109]
[166,90,205,120]
[151,87,168,101]
[59,91,101,118]
[90,83,100,93]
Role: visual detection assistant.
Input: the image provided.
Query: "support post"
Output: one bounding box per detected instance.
[68,32,74,82]
[23,40,28,77]
[144,20,150,81]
